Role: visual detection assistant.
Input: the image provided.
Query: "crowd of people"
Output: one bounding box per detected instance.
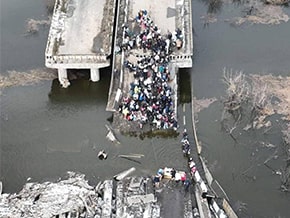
[181,129,191,156]
[118,10,184,130]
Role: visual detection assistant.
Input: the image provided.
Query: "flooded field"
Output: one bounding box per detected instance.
[1,0,290,217]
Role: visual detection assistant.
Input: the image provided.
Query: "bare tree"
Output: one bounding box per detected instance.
[222,68,250,113]
[221,68,275,142]
[250,77,272,129]
[222,68,273,129]
[221,69,251,136]
[222,68,290,191]
[251,81,268,116]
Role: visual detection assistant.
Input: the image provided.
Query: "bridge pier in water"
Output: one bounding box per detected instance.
[57,68,70,88]
[90,68,100,82]
[57,67,101,86]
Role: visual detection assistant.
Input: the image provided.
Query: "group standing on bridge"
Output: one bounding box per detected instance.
[118,9,184,130]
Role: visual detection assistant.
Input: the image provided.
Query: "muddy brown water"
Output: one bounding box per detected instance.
[1,0,290,217]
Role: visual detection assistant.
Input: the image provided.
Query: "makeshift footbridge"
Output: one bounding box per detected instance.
[180,100,238,218]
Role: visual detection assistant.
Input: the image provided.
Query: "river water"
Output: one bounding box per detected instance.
[1,0,290,217]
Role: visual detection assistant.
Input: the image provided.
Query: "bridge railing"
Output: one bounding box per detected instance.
[46,54,108,65]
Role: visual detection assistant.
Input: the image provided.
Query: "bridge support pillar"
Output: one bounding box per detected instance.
[90,68,100,82]
[58,68,70,88]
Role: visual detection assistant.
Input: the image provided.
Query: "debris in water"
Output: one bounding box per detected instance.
[105,124,120,144]
[25,18,50,34]
[118,154,144,159]
[243,124,252,131]
[253,117,272,129]
[98,150,108,160]
[114,167,136,181]
[260,141,277,148]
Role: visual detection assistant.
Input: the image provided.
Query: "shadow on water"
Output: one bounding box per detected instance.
[48,68,111,104]
[178,68,192,104]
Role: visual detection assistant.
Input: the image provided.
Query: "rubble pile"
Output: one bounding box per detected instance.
[118,10,183,130]
[0,173,165,217]
[116,177,160,217]
[0,172,102,218]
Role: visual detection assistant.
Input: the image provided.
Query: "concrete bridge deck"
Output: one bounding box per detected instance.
[106,0,193,112]
[129,0,193,62]
[45,0,115,87]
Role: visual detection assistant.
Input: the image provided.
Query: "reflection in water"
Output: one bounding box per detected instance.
[201,0,223,14]
[45,0,55,15]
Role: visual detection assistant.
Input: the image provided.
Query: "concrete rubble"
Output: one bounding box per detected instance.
[115,177,160,218]
[0,172,163,218]
[0,172,99,218]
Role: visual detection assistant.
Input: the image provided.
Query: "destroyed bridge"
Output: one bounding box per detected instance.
[43,0,239,217]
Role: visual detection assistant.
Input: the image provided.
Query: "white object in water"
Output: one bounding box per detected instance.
[114,167,136,181]
[105,125,120,144]
[98,150,107,160]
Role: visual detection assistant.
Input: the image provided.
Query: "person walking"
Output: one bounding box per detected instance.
[184,179,191,193]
